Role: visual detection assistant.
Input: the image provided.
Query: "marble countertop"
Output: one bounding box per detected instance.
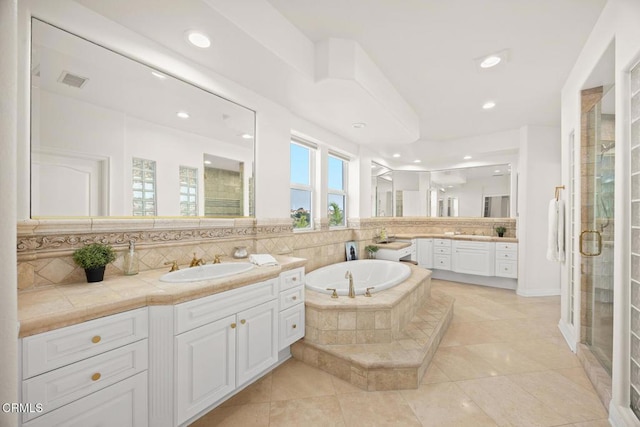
[373,241,412,250]
[392,233,518,243]
[18,256,306,338]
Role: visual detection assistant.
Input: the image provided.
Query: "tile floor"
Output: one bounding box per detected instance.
[190,280,610,426]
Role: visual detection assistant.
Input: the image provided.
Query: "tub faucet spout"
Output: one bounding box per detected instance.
[345,271,355,298]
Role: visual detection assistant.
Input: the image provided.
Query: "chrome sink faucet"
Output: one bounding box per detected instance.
[344,270,355,298]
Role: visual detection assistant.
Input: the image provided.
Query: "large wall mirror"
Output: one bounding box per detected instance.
[371,163,512,218]
[30,19,255,218]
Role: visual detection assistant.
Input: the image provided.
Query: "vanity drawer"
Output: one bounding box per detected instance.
[175,278,278,334]
[433,254,451,270]
[280,286,304,311]
[434,239,452,247]
[279,304,305,350]
[22,308,148,380]
[22,340,148,422]
[496,242,518,251]
[496,250,518,261]
[434,246,451,255]
[496,260,518,278]
[280,267,305,292]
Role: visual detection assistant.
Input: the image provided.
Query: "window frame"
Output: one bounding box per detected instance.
[179,165,198,216]
[327,152,348,228]
[290,139,316,231]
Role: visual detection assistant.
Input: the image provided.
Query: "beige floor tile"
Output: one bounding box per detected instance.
[331,375,363,394]
[464,342,547,375]
[270,359,336,401]
[508,370,608,423]
[554,367,599,392]
[401,382,498,427]
[457,376,570,426]
[338,391,421,426]
[569,420,612,427]
[189,402,270,427]
[509,339,580,369]
[269,395,345,426]
[221,374,272,407]
[420,363,450,385]
[439,322,497,347]
[433,346,500,381]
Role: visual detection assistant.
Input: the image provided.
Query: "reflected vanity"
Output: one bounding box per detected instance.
[30,19,255,218]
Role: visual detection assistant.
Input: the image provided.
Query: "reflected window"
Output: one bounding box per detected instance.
[179,166,198,216]
[290,141,314,229]
[132,157,157,216]
[328,154,347,227]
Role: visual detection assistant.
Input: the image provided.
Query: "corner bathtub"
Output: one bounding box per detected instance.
[305,260,411,296]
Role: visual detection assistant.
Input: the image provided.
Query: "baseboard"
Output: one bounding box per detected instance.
[430,269,517,290]
[515,287,561,297]
[609,403,640,427]
[557,319,577,353]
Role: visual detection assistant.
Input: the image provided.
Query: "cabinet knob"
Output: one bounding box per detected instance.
[230,323,237,329]
[292,296,297,301]
[240,319,246,325]
[91,373,101,381]
[292,277,297,282]
[91,336,101,344]
[292,324,297,329]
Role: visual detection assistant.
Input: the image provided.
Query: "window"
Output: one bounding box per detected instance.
[179,166,198,216]
[328,154,347,227]
[290,141,314,229]
[132,157,157,216]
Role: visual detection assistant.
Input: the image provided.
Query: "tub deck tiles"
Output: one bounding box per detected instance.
[292,293,454,391]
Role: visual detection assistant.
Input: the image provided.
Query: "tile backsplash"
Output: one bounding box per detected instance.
[17,216,516,289]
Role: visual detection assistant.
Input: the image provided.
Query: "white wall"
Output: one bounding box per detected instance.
[560,0,640,423]
[0,1,18,426]
[517,125,561,297]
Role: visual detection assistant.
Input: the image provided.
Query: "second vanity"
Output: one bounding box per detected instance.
[17,257,306,427]
[375,234,519,289]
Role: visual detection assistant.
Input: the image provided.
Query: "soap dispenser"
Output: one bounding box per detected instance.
[123,240,139,276]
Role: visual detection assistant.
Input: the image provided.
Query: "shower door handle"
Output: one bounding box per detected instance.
[579,230,602,256]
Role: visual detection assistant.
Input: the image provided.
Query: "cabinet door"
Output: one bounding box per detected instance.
[175,315,236,425]
[453,248,495,276]
[417,239,433,268]
[237,300,278,386]
[23,372,147,427]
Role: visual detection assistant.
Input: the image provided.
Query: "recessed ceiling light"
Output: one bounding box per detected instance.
[186,31,211,48]
[352,122,367,129]
[482,101,496,110]
[241,133,253,139]
[151,71,167,80]
[494,169,501,173]
[448,185,453,188]
[177,111,190,119]
[392,153,401,158]
[463,155,472,160]
[439,188,445,192]
[204,160,212,165]
[414,159,421,163]
[480,55,501,68]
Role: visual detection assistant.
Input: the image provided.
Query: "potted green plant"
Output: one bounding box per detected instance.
[365,245,379,259]
[72,243,116,283]
[495,226,507,238]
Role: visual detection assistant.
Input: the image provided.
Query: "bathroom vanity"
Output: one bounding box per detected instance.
[17,258,306,427]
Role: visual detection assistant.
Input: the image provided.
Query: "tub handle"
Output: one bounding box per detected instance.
[326,288,338,298]
[365,287,375,297]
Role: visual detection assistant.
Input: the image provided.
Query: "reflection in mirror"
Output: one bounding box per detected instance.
[30,19,255,218]
[371,163,512,218]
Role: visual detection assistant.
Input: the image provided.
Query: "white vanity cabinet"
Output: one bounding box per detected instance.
[173,278,279,425]
[433,239,452,270]
[20,308,149,427]
[452,240,495,276]
[278,268,305,350]
[495,242,518,278]
[416,238,433,268]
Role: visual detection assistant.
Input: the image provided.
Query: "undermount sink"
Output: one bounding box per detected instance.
[159,262,254,283]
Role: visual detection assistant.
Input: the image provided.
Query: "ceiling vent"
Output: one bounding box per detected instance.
[58,71,89,89]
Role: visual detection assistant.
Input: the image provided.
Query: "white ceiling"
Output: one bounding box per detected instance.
[74,0,607,169]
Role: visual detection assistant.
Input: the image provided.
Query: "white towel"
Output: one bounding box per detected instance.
[546,199,566,262]
[249,254,279,267]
